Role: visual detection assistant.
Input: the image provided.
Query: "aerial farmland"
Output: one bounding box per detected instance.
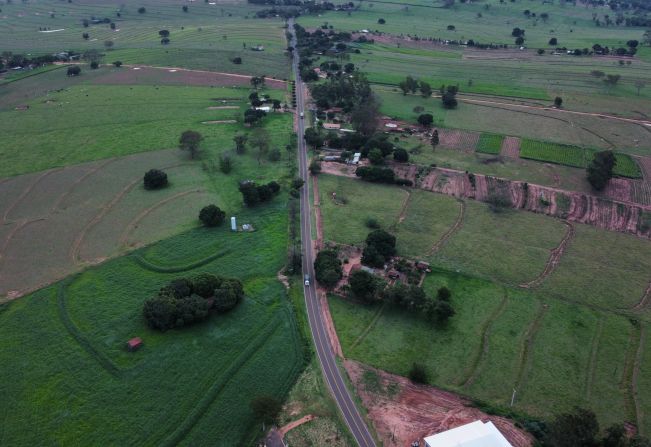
[1,0,650,446]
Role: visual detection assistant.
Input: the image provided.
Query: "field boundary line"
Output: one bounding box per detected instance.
[50,158,117,212]
[632,280,651,311]
[514,301,548,395]
[519,221,575,289]
[429,199,465,255]
[158,316,282,447]
[56,279,121,378]
[584,317,605,401]
[462,289,509,388]
[2,168,63,223]
[134,248,231,274]
[390,189,412,231]
[350,302,387,351]
[118,189,204,247]
[621,323,642,428]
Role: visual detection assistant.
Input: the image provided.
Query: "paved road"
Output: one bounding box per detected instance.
[289,19,377,447]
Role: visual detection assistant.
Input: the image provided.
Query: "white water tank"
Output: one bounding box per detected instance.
[231,216,237,231]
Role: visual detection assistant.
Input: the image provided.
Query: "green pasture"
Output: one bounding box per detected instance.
[520,139,642,178]
[0,83,289,178]
[0,202,304,446]
[0,0,289,77]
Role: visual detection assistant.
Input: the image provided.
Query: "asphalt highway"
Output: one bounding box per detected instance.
[289,19,377,447]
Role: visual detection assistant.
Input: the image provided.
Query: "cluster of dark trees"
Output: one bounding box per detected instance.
[249,0,343,17]
[198,205,226,227]
[398,76,432,98]
[238,180,280,206]
[0,51,60,71]
[143,169,168,190]
[179,130,203,159]
[67,66,82,77]
[361,229,396,268]
[587,150,617,191]
[314,249,343,288]
[244,108,267,126]
[143,273,244,331]
[82,17,112,27]
[355,166,396,184]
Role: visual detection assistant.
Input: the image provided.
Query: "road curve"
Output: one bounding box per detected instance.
[289,19,377,447]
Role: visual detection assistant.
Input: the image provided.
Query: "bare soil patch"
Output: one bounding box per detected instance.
[344,360,533,447]
[89,66,286,89]
[500,136,521,158]
[519,221,575,289]
[437,129,480,152]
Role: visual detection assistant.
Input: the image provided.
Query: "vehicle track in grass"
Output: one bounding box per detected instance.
[118,189,204,248]
[519,221,575,289]
[390,189,412,230]
[514,301,548,394]
[350,302,387,352]
[462,289,509,388]
[621,323,643,429]
[429,199,465,255]
[584,317,605,401]
[2,168,63,223]
[633,325,646,435]
[633,281,651,311]
[50,159,116,212]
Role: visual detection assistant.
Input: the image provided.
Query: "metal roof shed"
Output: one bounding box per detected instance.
[424,420,512,447]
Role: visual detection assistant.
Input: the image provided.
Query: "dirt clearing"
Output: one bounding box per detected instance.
[345,360,533,447]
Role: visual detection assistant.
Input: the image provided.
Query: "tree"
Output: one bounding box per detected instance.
[549,37,558,45]
[138,7,146,13]
[378,18,386,24]
[90,61,99,69]
[314,250,343,288]
[292,178,305,190]
[67,65,81,76]
[82,32,89,40]
[349,270,381,302]
[362,229,396,267]
[199,204,226,227]
[239,181,260,206]
[179,130,203,159]
[355,166,395,184]
[393,148,409,163]
[544,408,599,447]
[431,129,439,149]
[159,30,170,38]
[250,396,282,425]
[219,153,233,173]
[417,113,434,127]
[442,91,458,109]
[635,80,646,96]
[419,81,432,98]
[554,96,563,108]
[350,97,380,136]
[250,76,265,89]
[309,159,322,175]
[587,150,617,191]
[113,60,122,67]
[214,279,244,311]
[250,128,270,165]
[244,108,266,126]
[304,128,324,150]
[232,57,242,64]
[268,147,281,162]
[515,36,525,46]
[272,99,281,112]
[191,273,222,298]
[161,37,170,45]
[143,169,168,190]
[408,363,429,384]
[603,74,621,92]
[438,287,451,301]
[368,148,384,165]
[234,134,248,154]
[405,76,419,94]
[104,40,114,50]
[182,5,188,12]
[398,80,410,95]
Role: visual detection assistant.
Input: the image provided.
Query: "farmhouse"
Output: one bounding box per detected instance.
[424,420,512,447]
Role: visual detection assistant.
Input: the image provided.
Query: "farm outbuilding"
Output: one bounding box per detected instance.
[127,337,143,352]
[424,420,512,447]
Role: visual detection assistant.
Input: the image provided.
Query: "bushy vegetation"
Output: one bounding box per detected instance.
[314,249,343,289]
[239,180,281,206]
[143,273,244,331]
[143,168,168,190]
[587,150,617,191]
[361,229,396,268]
[199,204,226,227]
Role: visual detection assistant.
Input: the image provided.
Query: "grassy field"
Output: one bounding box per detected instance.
[476,133,504,155]
[520,139,642,178]
[0,83,287,177]
[328,267,649,431]
[0,202,304,446]
[0,0,289,78]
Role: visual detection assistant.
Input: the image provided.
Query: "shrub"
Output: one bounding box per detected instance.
[314,249,342,289]
[349,270,382,302]
[232,57,242,64]
[408,362,429,384]
[112,60,122,67]
[90,61,99,69]
[143,169,168,190]
[393,148,409,163]
[67,66,81,76]
[199,204,226,227]
[394,178,413,186]
[191,273,223,298]
[365,217,380,229]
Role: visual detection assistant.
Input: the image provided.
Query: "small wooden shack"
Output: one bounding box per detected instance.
[127,337,143,352]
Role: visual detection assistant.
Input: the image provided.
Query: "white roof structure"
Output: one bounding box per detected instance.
[424,421,513,447]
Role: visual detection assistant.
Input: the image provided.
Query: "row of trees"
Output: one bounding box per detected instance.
[239,180,280,206]
[143,274,244,331]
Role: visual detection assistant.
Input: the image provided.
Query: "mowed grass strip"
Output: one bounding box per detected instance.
[0,203,303,446]
[520,139,642,178]
[432,200,567,286]
[476,133,504,155]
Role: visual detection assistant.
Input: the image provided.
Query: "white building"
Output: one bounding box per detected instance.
[424,421,513,447]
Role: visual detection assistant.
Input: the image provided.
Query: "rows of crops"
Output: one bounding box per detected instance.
[520,139,642,178]
[476,133,504,155]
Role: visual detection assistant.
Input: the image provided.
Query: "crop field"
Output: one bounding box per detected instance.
[520,139,643,178]
[0,0,289,78]
[0,203,304,446]
[0,83,287,177]
[328,266,650,432]
[476,133,504,155]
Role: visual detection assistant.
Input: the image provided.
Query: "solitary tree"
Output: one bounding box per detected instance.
[199,204,226,227]
[104,40,114,50]
[431,129,439,149]
[587,150,617,191]
[179,130,203,159]
[554,96,563,108]
[113,60,122,67]
[159,30,170,38]
[219,153,233,173]
[250,76,265,89]
[233,134,248,154]
[143,169,168,190]
[138,7,146,13]
[417,113,434,127]
[635,80,646,96]
[603,74,621,92]
[67,65,81,76]
[419,81,432,98]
